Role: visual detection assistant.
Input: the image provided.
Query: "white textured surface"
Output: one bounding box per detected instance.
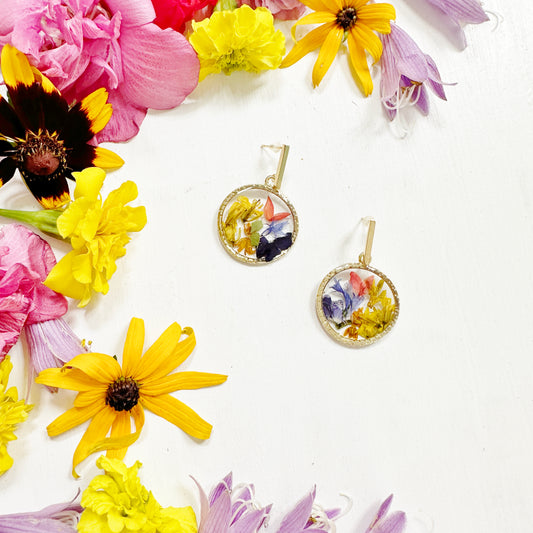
[1,0,533,531]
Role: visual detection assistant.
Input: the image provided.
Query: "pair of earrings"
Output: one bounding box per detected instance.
[217,145,399,347]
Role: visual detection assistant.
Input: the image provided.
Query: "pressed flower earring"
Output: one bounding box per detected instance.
[316,218,399,347]
[217,144,299,264]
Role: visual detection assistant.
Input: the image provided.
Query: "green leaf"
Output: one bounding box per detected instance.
[250,220,263,233]
[250,232,260,247]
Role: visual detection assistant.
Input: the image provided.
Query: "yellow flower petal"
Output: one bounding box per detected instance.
[106,411,132,460]
[298,0,334,12]
[350,23,383,62]
[30,67,59,94]
[44,251,88,302]
[93,146,124,169]
[141,372,228,397]
[36,367,101,392]
[312,25,344,87]
[347,29,373,96]
[72,167,106,201]
[1,44,34,89]
[66,353,122,385]
[280,22,336,69]
[47,402,103,437]
[137,327,196,384]
[74,389,107,408]
[72,405,117,478]
[292,11,336,26]
[356,3,396,32]
[141,394,213,440]
[122,318,145,377]
[80,88,113,135]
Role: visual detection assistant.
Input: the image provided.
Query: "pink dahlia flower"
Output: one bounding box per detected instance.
[0,224,67,360]
[239,0,305,20]
[0,0,200,142]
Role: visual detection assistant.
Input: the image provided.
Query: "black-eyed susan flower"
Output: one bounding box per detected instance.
[280,0,395,93]
[0,44,123,208]
[36,318,227,478]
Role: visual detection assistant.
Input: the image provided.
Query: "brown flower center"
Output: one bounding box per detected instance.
[105,377,140,412]
[336,7,357,30]
[18,131,66,177]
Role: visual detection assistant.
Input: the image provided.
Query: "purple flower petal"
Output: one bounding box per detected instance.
[424,0,489,24]
[277,487,315,532]
[201,489,231,533]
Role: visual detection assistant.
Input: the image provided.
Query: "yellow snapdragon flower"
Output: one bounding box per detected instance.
[44,167,147,307]
[78,456,197,533]
[0,356,33,476]
[189,5,285,80]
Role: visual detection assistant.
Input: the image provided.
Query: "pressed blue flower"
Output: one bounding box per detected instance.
[261,219,289,239]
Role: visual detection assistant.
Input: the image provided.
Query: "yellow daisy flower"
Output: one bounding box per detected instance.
[43,167,147,307]
[280,0,395,93]
[35,318,227,478]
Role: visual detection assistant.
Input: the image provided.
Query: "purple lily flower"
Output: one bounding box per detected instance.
[276,487,341,533]
[193,472,272,533]
[380,24,447,121]
[423,0,489,45]
[366,494,406,533]
[0,497,82,532]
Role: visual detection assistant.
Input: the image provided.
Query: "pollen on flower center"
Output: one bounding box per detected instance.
[18,131,66,177]
[105,376,140,412]
[336,7,357,30]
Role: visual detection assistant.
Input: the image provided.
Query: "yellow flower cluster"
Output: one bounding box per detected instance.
[0,356,33,476]
[79,456,197,533]
[223,196,263,244]
[44,167,147,307]
[189,5,285,80]
[345,279,396,340]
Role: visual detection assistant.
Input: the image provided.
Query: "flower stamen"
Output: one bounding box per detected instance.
[105,376,139,412]
[17,131,66,178]
[336,7,357,30]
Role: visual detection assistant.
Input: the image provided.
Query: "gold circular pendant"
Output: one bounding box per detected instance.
[316,262,399,347]
[217,184,299,265]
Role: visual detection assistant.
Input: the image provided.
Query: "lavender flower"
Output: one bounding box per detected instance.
[0,497,82,532]
[380,24,447,121]
[23,318,89,391]
[366,494,406,533]
[194,472,272,533]
[423,0,489,45]
[276,487,341,532]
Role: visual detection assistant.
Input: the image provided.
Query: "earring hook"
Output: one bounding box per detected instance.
[261,144,290,191]
[358,217,375,266]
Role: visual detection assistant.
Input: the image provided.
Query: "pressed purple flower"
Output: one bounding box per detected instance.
[256,234,293,262]
[366,494,406,533]
[0,497,82,532]
[23,317,89,389]
[194,472,272,533]
[423,0,488,45]
[277,487,341,533]
[380,24,447,120]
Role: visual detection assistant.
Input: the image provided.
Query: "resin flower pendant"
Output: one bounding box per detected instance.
[218,145,298,265]
[316,219,399,347]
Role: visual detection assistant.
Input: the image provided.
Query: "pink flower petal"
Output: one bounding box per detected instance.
[104,0,156,26]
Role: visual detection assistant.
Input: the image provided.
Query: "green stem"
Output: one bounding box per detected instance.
[0,208,63,238]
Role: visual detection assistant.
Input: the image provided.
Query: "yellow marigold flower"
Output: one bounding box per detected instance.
[36,318,227,478]
[0,356,33,477]
[280,0,396,93]
[43,167,147,307]
[189,5,286,81]
[79,456,197,533]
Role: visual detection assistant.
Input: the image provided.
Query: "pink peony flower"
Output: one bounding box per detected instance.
[0,0,200,142]
[152,0,218,33]
[239,0,305,21]
[0,224,67,361]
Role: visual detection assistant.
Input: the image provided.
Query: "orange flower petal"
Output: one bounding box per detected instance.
[312,25,344,87]
[122,317,145,377]
[141,372,228,397]
[141,394,213,440]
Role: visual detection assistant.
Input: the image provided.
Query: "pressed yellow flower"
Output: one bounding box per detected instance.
[280,0,396,93]
[43,167,147,307]
[223,196,263,243]
[189,6,286,81]
[35,318,227,478]
[0,356,33,476]
[79,456,197,533]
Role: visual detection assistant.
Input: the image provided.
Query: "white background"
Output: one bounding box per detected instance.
[1,0,532,531]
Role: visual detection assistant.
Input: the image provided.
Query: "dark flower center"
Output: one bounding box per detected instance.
[105,377,140,412]
[18,131,66,177]
[336,7,357,30]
